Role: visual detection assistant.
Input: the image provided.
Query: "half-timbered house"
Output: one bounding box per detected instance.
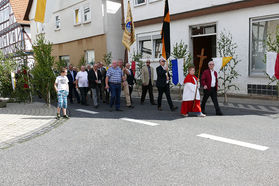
[0,0,32,64]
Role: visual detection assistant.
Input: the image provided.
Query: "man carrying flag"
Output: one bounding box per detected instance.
[156,0,177,112]
[122,1,135,108]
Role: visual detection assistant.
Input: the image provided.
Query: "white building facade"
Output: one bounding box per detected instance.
[24,0,124,66]
[123,0,279,96]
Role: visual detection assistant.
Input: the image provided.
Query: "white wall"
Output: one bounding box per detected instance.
[104,0,125,61]
[124,0,244,22]
[127,3,279,94]
[28,0,105,44]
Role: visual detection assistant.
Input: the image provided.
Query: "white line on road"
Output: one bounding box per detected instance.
[237,104,246,109]
[270,106,279,112]
[257,105,270,112]
[247,105,256,110]
[197,133,269,151]
[76,109,99,115]
[120,118,159,126]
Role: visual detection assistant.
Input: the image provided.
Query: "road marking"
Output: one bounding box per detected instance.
[270,106,279,112]
[197,133,269,151]
[76,109,99,115]
[218,102,224,107]
[247,105,256,110]
[120,118,159,126]
[227,103,235,108]
[237,104,246,109]
[257,105,270,112]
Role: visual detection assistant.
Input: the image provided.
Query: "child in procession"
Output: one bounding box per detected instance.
[54,67,70,119]
[181,66,206,117]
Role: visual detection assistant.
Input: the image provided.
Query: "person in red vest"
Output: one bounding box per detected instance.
[201,61,223,115]
[181,66,206,117]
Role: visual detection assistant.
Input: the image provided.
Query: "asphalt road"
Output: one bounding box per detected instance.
[0,98,278,185]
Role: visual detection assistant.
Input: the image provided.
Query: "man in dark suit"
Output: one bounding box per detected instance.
[201,61,223,115]
[67,64,80,104]
[126,63,136,104]
[156,58,178,111]
[98,62,109,104]
[88,63,102,108]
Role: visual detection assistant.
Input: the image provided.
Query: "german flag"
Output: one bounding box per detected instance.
[161,0,170,60]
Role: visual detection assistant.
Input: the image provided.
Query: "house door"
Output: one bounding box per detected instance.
[191,24,217,75]
[193,35,216,73]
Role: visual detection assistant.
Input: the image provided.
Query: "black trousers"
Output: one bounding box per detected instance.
[129,85,133,103]
[201,87,221,113]
[68,84,80,103]
[79,87,88,105]
[157,85,174,109]
[141,80,155,104]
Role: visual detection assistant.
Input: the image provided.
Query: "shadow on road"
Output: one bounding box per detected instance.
[67,98,272,121]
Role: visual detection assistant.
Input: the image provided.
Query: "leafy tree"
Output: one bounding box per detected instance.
[171,41,192,77]
[132,52,143,96]
[78,55,86,69]
[55,59,68,74]
[31,34,56,107]
[0,52,16,97]
[217,31,240,103]
[171,41,192,98]
[13,50,32,103]
[103,52,112,66]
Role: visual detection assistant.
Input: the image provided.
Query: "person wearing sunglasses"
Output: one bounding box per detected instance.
[141,60,156,105]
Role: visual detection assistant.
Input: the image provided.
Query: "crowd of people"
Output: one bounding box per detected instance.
[54,58,223,119]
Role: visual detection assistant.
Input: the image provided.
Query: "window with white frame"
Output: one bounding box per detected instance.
[134,0,146,6]
[83,5,91,23]
[74,8,82,25]
[138,34,162,59]
[86,50,95,65]
[139,40,152,59]
[250,16,279,74]
[154,39,162,59]
[59,56,70,66]
[55,15,61,29]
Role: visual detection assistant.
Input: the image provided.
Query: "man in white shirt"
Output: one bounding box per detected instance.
[201,61,223,115]
[76,66,89,106]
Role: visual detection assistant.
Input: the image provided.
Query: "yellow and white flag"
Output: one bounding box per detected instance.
[122,1,135,51]
[213,57,233,73]
[34,0,47,23]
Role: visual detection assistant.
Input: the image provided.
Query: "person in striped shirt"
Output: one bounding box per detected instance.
[105,61,124,111]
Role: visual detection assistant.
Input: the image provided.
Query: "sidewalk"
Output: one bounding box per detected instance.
[0,102,58,149]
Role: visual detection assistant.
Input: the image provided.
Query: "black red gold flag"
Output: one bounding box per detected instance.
[161,0,170,60]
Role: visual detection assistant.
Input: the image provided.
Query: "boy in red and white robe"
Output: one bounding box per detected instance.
[181,66,206,117]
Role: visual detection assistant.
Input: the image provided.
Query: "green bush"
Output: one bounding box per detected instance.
[0,52,16,98]
[31,34,56,106]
